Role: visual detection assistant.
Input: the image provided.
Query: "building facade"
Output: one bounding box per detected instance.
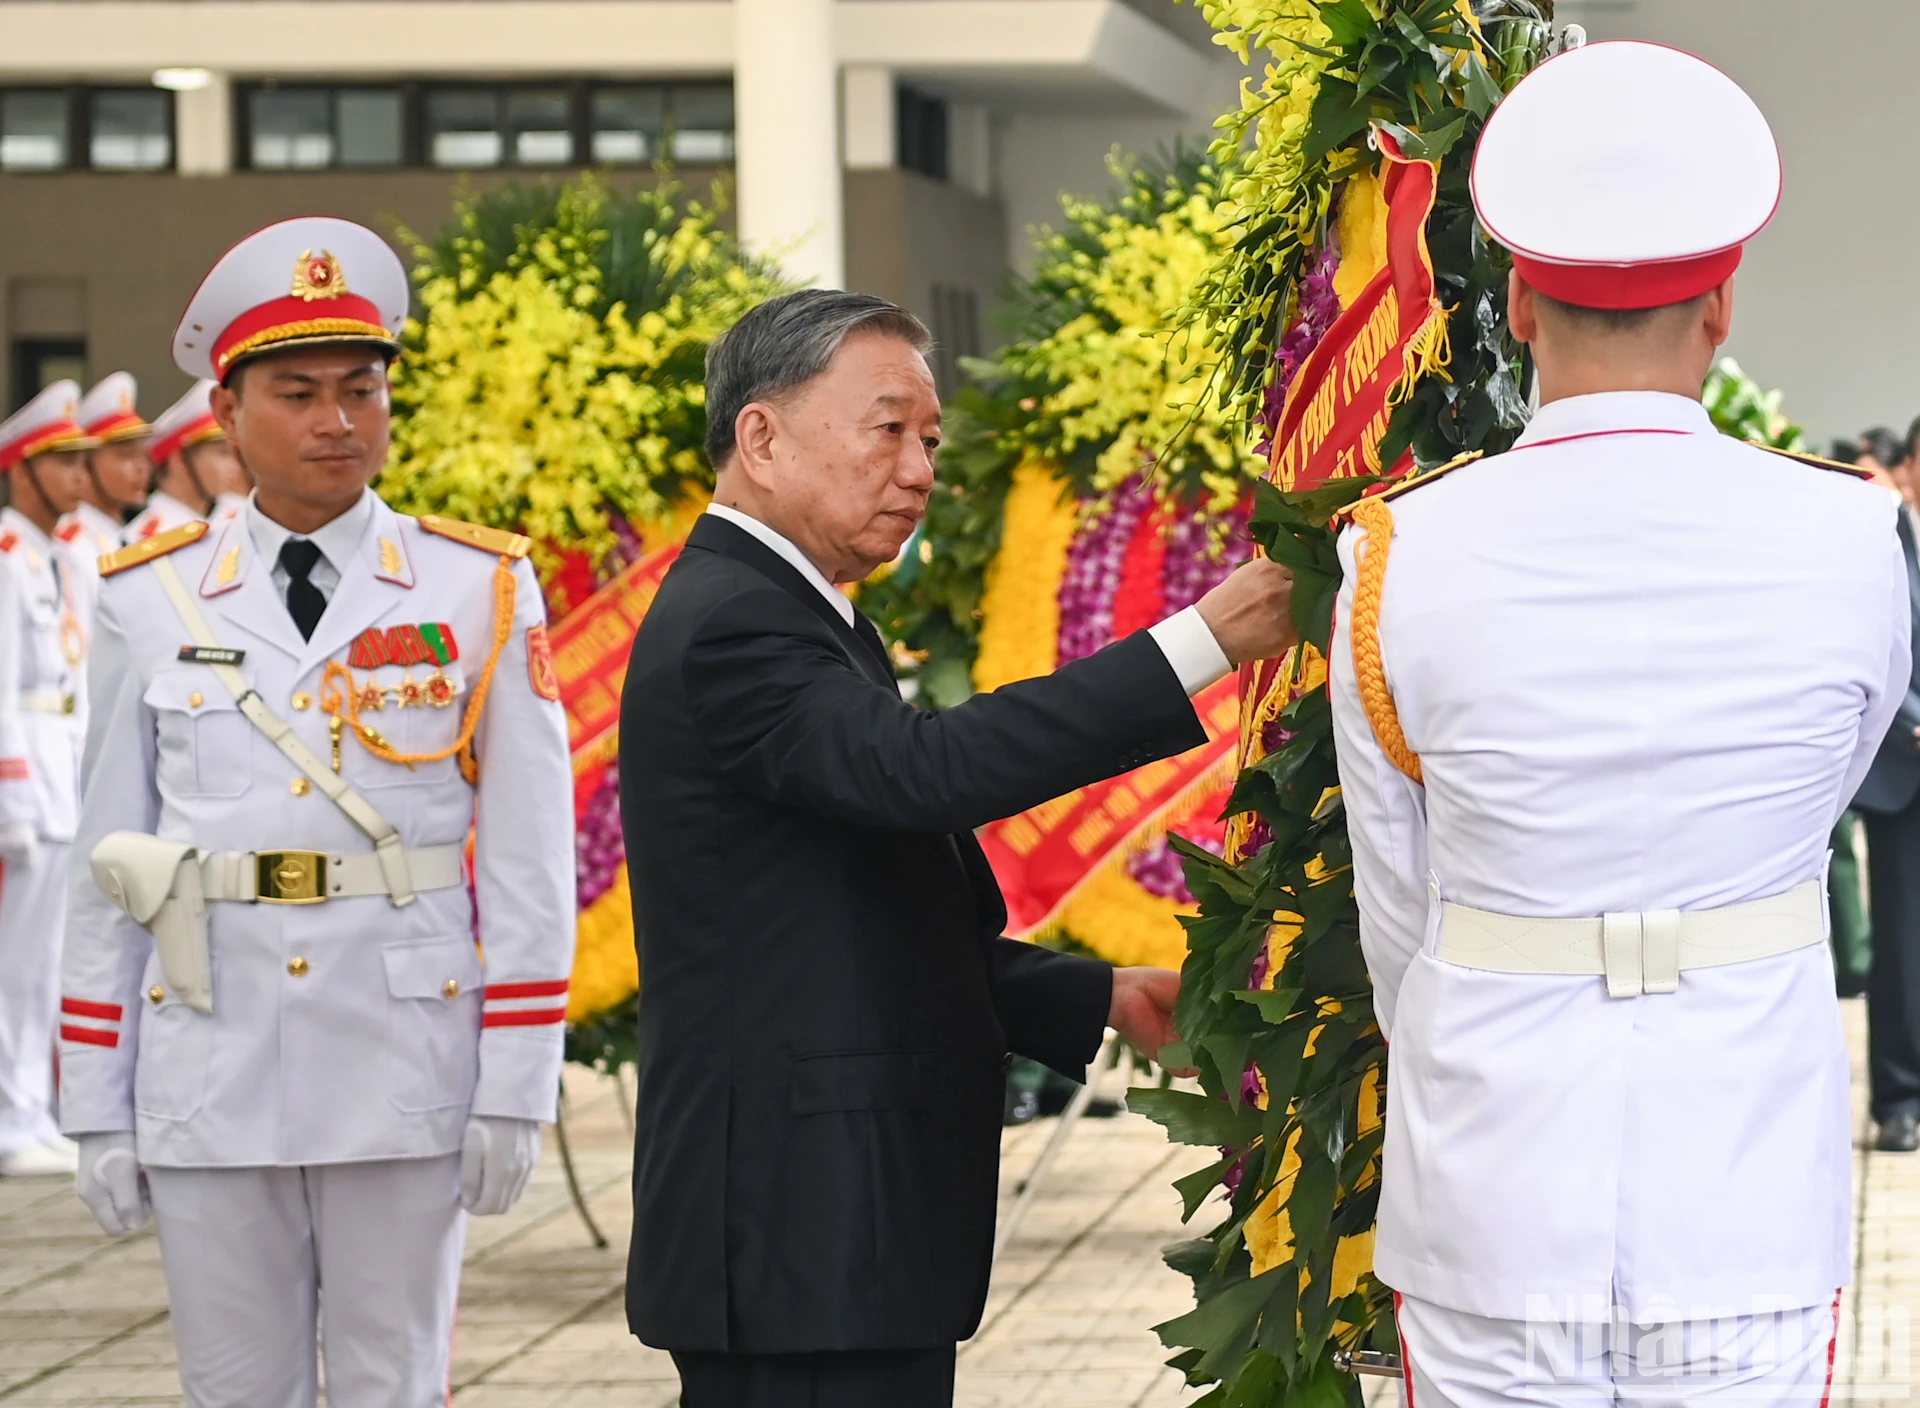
[0,0,1237,410]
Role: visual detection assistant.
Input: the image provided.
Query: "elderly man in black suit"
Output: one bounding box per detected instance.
[618,289,1295,1407]
[1858,430,1920,1151]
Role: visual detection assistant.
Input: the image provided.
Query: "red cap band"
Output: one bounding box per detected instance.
[212,293,393,381]
[0,419,89,470]
[1512,246,1744,311]
[84,410,149,443]
[148,413,222,467]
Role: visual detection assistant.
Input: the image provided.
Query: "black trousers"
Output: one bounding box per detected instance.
[671,1346,957,1408]
[1866,796,1920,1119]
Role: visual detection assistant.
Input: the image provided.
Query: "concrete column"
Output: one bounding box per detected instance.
[173,71,232,177]
[734,0,842,288]
[842,65,895,171]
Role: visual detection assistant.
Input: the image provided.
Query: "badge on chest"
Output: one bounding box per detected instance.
[345,623,460,710]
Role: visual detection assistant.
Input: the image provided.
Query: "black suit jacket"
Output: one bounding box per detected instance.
[619,514,1206,1353]
[1855,510,1920,815]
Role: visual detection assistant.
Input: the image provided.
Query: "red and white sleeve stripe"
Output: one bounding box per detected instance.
[59,996,123,1048]
[481,979,568,1029]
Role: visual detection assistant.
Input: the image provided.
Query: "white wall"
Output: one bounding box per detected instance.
[1562,0,1916,444]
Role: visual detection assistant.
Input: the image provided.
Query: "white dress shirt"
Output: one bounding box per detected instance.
[702,503,1231,696]
[249,489,374,607]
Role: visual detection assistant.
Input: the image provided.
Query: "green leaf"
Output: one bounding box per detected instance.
[1155,1270,1284,1379]
[1316,0,1376,48]
[1129,1087,1263,1148]
[1174,1155,1240,1222]
[1232,987,1304,1023]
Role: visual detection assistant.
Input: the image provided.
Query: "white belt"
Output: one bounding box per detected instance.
[196,843,465,905]
[1436,880,1825,998]
[20,689,74,715]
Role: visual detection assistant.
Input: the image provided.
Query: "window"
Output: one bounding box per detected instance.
[670,85,733,164]
[592,87,664,163]
[250,90,332,169]
[89,90,171,171]
[897,88,948,181]
[427,88,502,168]
[929,286,981,398]
[1,91,69,171]
[507,90,574,165]
[11,340,87,415]
[233,80,736,173]
[337,91,404,167]
[242,86,405,170]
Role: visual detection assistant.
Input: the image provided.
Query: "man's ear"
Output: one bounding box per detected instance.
[731,402,780,488]
[209,379,241,442]
[1507,269,1539,345]
[1701,276,1736,349]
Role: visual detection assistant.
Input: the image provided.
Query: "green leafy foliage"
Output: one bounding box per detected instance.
[1129,4,1555,1402]
[1703,357,1809,451]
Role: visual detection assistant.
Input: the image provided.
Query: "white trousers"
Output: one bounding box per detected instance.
[0,842,68,1155]
[1395,1292,1842,1408]
[146,1156,466,1408]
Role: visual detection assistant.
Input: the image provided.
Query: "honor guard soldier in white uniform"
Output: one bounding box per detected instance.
[126,380,248,541]
[66,372,150,558]
[1331,43,1910,1408]
[58,217,576,1407]
[0,382,92,1177]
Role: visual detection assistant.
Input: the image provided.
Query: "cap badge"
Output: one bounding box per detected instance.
[291,249,350,303]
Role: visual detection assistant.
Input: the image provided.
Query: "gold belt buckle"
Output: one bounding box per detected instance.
[255,850,327,904]
[60,693,74,716]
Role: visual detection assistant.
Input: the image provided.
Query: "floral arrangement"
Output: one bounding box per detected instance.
[1108,3,1559,1405]
[384,176,788,580]
[863,150,1267,970]
[381,176,789,1069]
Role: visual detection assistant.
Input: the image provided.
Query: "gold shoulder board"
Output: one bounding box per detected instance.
[99,521,210,577]
[417,514,532,560]
[1333,450,1483,525]
[1751,443,1876,481]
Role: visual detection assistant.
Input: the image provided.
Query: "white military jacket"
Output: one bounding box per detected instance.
[58,492,577,1168]
[124,491,200,544]
[0,507,87,842]
[1331,392,1910,1322]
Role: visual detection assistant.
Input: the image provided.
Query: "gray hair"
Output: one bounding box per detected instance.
[704,289,933,467]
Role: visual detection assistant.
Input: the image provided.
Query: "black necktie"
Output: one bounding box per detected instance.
[279,539,327,640]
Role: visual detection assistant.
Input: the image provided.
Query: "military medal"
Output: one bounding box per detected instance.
[357,683,384,713]
[396,674,424,709]
[425,672,456,707]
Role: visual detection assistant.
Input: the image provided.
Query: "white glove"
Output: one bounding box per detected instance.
[75,1132,148,1235]
[0,821,39,868]
[459,1116,541,1216]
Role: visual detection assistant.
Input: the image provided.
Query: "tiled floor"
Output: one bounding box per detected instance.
[2,1002,1912,1405]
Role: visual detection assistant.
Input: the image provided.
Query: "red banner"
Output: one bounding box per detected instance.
[552,542,683,811]
[1268,132,1445,493]
[979,674,1241,938]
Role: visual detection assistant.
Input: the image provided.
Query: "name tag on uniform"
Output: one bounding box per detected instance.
[178,646,245,666]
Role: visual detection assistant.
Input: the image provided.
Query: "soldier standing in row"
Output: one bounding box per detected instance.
[58,217,576,1405]
[69,372,151,556]
[1333,43,1905,1406]
[126,380,249,541]
[0,381,93,1178]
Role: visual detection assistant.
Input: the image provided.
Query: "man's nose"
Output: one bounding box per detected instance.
[316,399,354,434]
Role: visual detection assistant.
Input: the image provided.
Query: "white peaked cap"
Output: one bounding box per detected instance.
[0,379,94,468]
[79,372,149,443]
[1471,41,1781,310]
[148,380,224,465]
[173,216,407,382]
